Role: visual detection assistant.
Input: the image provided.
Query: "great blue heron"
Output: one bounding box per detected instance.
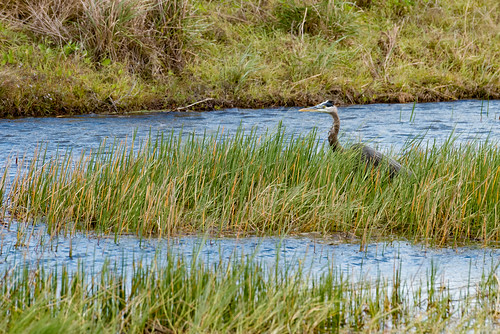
[299,100,411,178]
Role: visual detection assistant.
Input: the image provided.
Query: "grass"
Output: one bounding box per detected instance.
[0,247,498,333]
[0,164,6,222]
[3,128,499,246]
[0,0,499,117]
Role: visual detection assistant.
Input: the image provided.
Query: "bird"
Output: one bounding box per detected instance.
[299,100,411,178]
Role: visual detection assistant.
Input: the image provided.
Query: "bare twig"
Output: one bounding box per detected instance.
[176,98,214,111]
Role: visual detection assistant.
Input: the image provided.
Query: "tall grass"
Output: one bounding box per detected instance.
[0,161,7,219]
[4,128,499,245]
[0,0,201,74]
[0,250,498,332]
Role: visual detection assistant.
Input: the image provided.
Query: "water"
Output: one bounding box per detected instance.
[1,100,499,288]
[1,100,499,162]
[1,222,498,293]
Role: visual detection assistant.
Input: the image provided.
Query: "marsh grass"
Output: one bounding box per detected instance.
[0,162,7,220]
[4,128,499,246]
[0,249,498,333]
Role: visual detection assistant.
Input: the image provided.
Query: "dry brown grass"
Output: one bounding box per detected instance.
[1,0,197,75]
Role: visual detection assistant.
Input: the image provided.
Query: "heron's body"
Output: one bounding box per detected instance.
[300,101,411,178]
[351,143,404,177]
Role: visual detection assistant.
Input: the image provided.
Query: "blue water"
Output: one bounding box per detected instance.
[0,100,499,290]
[1,222,498,292]
[1,100,499,161]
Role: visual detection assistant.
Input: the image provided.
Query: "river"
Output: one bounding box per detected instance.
[0,99,499,290]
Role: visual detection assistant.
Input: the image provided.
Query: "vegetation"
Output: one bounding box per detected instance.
[2,1,498,327]
[0,249,498,333]
[1,0,499,117]
[3,128,499,246]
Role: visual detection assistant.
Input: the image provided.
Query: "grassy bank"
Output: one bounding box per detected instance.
[3,129,499,245]
[0,0,499,117]
[0,250,498,332]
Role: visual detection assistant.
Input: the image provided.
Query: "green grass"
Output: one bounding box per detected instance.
[0,163,6,221]
[4,128,499,245]
[0,0,499,117]
[0,249,498,333]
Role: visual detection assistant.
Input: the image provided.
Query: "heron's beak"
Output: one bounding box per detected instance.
[299,103,327,112]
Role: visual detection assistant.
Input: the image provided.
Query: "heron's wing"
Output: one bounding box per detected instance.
[352,143,405,176]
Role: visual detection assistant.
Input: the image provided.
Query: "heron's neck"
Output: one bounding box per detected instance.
[328,110,342,151]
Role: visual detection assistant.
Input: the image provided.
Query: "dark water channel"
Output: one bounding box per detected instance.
[1,100,499,290]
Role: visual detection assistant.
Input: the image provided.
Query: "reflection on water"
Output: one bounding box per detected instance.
[1,222,498,292]
[0,100,499,288]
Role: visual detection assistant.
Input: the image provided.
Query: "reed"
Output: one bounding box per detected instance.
[0,249,498,332]
[3,128,499,245]
[0,162,6,219]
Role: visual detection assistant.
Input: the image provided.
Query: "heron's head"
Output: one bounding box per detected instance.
[299,100,337,114]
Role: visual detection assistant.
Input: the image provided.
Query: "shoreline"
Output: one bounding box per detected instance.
[2,90,498,118]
